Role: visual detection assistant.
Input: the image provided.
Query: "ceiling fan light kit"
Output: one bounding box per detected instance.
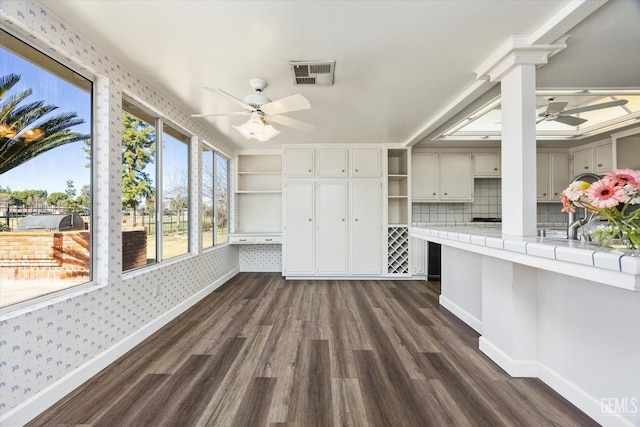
[234,112,280,142]
[193,78,315,142]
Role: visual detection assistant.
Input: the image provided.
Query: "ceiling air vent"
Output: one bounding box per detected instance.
[290,61,335,86]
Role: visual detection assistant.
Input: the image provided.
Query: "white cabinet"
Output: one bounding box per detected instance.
[285,149,314,177]
[283,146,384,277]
[573,147,594,175]
[316,182,348,275]
[440,153,473,201]
[571,142,612,176]
[317,149,348,177]
[411,151,472,202]
[411,152,438,201]
[473,152,500,177]
[537,151,569,202]
[351,149,381,177]
[350,181,382,275]
[283,181,315,275]
[410,237,425,276]
[595,143,612,173]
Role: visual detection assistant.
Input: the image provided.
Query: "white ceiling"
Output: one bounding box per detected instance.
[39,0,640,150]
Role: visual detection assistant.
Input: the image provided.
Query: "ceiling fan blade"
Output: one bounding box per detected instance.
[553,115,587,126]
[267,114,316,132]
[191,111,250,118]
[260,94,311,115]
[540,101,568,115]
[561,99,628,115]
[203,86,255,111]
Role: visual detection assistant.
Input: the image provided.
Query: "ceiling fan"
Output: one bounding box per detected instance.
[192,79,315,141]
[537,98,628,126]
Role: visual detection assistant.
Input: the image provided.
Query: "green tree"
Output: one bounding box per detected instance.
[47,192,67,206]
[0,73,90,174]
[121,112,155,223]
[11,189,47,205]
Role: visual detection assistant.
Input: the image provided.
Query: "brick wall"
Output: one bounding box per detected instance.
[122,228,147,271]
[0,231,90,280]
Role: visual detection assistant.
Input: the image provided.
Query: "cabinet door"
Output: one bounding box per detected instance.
[284,181,315,275]
[573,148,593,176]
[350,181,381,275]
[285,149,314,178]
[351,149,381,177]
[410,237,425,275]
[473,152,500,177]
[439,153,472,201]
[549,152,569,201]
[595,143,612,173]
[316,182,348,275]
[317,149,348,177]
[411,152,438,200]
[536,153,549,201]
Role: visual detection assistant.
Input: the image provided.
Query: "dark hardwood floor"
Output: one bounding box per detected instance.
[28,272,599,426]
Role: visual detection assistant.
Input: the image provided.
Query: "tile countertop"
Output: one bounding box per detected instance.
[409,224,640,291]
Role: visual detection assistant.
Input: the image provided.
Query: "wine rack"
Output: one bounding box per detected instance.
[387,226,409,274]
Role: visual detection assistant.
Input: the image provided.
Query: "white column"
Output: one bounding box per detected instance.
[500,65,538,236]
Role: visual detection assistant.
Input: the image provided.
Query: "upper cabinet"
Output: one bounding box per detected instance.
[351,148,381,177]
[613,127,640,170]
[411,151,472,202]
[317,149,348,177]
[285,149,315,177]
[571,141,612,176]
[285,148,381,178]
[473,151,500,177]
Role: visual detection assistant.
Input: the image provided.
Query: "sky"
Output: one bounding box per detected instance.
[0,47,92,194]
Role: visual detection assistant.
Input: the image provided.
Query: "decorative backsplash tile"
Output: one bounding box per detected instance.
[412,179,566,224]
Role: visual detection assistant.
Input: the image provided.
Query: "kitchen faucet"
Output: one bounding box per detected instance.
[566,172,601,240]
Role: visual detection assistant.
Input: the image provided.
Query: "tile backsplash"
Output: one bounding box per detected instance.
[412,178,566,224]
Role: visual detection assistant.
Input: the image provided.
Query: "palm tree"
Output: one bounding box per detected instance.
[0,73,90,174]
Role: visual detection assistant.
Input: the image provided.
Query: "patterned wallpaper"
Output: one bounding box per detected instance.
[0,0,239,417]
[239,245,282,271]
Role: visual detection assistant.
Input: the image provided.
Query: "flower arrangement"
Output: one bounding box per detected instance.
[561,168,640,249]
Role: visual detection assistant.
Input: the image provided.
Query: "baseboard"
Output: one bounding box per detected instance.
[239,265,282,272]
[478,337,538,377]
[0,268,239,427]
[438,295,482,333]
[538,363,638,427]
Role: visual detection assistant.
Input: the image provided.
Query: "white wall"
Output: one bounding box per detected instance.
[0,1,239,422]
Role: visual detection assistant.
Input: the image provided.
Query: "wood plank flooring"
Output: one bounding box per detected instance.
[28,273,599,426]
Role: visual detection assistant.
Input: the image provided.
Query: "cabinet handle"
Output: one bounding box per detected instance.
[554,192,558,196]
[355,218,359,221]
[341,218,345,221]
[493,167,498,171]
[308,218,312,221]
[308,169,312,173]
[342,169,345,172]
[264,238,273,241]
[432,192,436,196]
[355,168,359,172]
[543,193,547,196]
[598,163,603,167]
[584,166,589,169]
[444,193,448,196]
[239,239,247,242]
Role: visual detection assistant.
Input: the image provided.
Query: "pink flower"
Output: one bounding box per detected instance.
[585,179,627,209]
[605,168,640,189]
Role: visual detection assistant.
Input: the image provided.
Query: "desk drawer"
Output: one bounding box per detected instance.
[229,236,255,244]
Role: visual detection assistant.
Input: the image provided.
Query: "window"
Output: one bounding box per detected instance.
[121,99,191,271]
[0,30,93,307]
[202,145,214,248]
[215,153,229,244]
[121,99,156,270]
[161,123,190,259]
